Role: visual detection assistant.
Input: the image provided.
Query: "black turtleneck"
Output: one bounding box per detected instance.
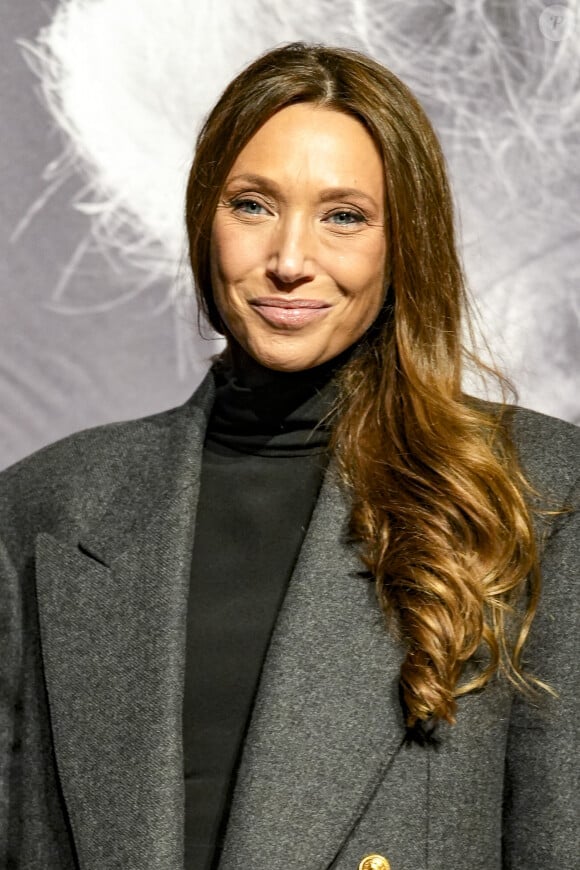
[183,346,352,870]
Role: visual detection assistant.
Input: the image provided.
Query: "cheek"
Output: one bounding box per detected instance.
[332,244,386,315]
[210,230,233,290]
[211,221,262,288]
[209,237,233,330]
[209,229,258,339]
[349,288,386,338]
[209,231,241,321]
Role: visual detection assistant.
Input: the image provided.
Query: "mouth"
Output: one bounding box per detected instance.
[249,297,332,329]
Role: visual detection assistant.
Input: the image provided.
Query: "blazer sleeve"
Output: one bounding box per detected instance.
[0,534,22,868]
[502,474,579,869]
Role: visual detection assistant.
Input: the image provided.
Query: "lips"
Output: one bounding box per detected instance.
[250,297,331,309]
[249,297,332,328]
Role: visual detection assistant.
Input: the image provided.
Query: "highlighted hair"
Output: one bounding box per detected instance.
[186,42,544,728]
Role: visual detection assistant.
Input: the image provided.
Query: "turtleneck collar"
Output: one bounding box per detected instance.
[205,341,357,457]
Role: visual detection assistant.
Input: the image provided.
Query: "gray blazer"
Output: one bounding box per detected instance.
[0,371,578,870]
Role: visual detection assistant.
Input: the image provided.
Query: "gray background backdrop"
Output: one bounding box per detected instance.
[1,0,578,471]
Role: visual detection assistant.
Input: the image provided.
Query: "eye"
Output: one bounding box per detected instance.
[230,197,270,216]
[326,209,367,228]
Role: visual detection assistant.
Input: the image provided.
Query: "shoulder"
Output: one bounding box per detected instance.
[466,399,578,562]
[468,396,578,505]
[1,401,174,495]
[0,372,214,561]
[507,405,579,502]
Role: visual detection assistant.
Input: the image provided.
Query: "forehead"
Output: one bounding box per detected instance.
[226,103,384,194]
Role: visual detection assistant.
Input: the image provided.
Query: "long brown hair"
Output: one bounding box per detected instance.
[185,42,543,729]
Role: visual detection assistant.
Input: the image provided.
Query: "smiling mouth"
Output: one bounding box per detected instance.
[250,297,331,309]
[249,297,332,328]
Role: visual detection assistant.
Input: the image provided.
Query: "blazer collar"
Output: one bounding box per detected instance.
[34,369,407,870]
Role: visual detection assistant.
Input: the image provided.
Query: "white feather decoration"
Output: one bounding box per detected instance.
[16,0,580,417]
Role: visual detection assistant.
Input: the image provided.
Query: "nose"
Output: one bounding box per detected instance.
[266,213,316,287]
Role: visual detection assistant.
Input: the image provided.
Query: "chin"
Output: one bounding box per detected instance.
[256,355,313,373]
[246,337,328,373]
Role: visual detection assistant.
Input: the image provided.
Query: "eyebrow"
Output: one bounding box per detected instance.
[224,173,381,210]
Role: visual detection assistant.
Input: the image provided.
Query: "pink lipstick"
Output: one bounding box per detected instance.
[249,297,331,329]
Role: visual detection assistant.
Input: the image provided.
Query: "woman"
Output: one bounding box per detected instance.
[0,42,577,870]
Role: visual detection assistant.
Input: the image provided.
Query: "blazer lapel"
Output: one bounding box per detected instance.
[34,375,215,868]
[218,465,408,870]
[34,369,409,869]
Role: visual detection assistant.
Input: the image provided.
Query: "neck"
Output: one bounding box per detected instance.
[222,340,356,391]
[206,340,359,456]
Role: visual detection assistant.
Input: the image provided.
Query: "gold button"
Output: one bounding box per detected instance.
[358,855,391,870]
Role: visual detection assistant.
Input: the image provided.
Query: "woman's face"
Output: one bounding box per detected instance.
[210,103,387,371]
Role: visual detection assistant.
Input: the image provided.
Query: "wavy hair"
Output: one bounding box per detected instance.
[185,42,544,728]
